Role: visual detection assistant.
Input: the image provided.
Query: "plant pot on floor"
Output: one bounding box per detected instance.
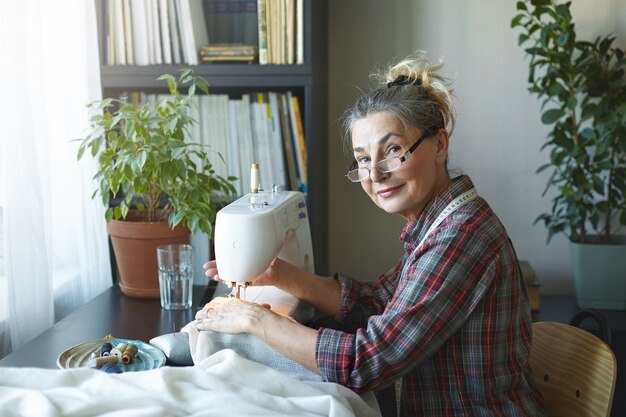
[571,236,626,310]
[107,210,190,298]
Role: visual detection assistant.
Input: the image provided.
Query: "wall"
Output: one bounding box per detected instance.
[327,0,625,294]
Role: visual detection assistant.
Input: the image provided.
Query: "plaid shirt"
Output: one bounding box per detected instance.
[316,176,546,417]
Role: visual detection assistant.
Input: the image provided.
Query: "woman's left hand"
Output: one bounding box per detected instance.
[195,297,272,334]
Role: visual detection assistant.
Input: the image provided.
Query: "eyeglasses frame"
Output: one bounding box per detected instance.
[345,128,435,182]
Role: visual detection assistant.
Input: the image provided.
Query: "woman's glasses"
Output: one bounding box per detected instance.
[345,129,434,182]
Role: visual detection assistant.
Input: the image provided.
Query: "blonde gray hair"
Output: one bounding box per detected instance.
[341,51,455,155]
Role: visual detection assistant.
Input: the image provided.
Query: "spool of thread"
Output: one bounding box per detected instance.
[250,163,260,193]
[100,363,122,374]
[110,342,127,358]
[88,355,119,369]
[121,343,138,364]
[101,342,113,357]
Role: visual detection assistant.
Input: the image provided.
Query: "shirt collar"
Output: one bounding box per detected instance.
[400,175,475,247]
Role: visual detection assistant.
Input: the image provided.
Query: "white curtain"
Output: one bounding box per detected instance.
[0,0,112,358]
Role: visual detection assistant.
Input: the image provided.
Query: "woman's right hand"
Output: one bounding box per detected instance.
[203,258,281,288]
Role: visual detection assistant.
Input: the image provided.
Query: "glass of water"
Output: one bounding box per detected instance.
[156,244,194,310]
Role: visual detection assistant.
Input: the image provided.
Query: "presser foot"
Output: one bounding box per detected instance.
[228,282,250,300]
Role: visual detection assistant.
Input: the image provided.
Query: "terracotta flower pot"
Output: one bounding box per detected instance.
[107,211,190,298]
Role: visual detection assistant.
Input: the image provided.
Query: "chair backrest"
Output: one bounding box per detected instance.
[530,321,617,417]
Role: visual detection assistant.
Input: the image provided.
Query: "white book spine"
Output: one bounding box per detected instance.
[151,0,163,64]
[113,0,126,65]
[226,101,242,195]
[130,0,150,65]
[159,0,173,64]
[167,0,182,64]
[145,0,155,64]
[122,0,134,65]
[296,0,303,64]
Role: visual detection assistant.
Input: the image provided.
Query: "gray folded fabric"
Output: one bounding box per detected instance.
[150,332,194,366]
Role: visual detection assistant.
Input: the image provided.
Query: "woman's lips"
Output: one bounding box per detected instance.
[377,184,403,198]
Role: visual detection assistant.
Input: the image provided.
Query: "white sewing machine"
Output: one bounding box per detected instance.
[214,190,314,319]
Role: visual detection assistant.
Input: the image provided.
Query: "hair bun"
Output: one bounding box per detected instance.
[387,75,422,88]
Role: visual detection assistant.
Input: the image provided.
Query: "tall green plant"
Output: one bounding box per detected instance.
[77,69,236,237]
[512,0,626,244]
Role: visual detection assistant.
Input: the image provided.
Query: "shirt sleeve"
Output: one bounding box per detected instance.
[316,220,501,393]
[332,259,404,330]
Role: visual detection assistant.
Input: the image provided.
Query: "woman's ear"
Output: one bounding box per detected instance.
[434,129,449,164]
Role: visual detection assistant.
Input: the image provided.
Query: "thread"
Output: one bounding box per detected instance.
[122,343,138,364]
[250,163,260,193]
[101,342,113,357]
[88,355,119,369]
[110,342,127,358]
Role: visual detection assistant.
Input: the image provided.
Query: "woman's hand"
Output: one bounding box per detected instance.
[202,259,281,287]
[195,297,273,335]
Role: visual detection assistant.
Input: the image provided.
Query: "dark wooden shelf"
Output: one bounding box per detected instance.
[100,64,314,89]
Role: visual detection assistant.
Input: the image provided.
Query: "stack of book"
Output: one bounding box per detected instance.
[199,44,258,63]
[125,90,307,195]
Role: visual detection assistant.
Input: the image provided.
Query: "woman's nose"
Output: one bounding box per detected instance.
[369,165,388,182]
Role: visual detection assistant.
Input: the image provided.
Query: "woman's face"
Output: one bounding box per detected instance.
[351,111,451,221]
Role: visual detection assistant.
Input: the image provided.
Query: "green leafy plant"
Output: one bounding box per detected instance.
[77,69,236,237]
[512,0,626,244]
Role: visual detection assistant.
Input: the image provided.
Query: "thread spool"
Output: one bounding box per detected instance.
[100,363,122,374]
[110,342,127,358]
[250,163,260,193]
[122,343,138,364]
[101,342,113,357]
[88,355,119,369]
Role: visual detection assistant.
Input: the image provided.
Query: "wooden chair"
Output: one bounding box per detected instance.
[530,321,617,417]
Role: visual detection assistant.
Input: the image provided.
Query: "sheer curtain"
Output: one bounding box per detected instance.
[0,0,112,358]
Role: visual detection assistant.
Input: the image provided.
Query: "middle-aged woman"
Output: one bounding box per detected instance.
[196,51,546,417]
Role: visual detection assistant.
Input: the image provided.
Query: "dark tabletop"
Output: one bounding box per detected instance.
[0,284,224,369]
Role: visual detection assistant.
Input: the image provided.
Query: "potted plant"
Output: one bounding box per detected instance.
[77,69,236,298]
[512,0,626,308]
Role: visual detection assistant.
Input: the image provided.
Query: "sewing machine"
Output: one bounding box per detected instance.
[214,190,314,319]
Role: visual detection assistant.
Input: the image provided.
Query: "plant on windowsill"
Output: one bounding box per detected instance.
[77,69,236,298]
[512,0,626,308]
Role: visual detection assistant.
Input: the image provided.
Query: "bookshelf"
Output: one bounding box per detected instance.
[95,0,329,274]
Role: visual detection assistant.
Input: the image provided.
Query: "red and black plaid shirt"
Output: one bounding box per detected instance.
[316,176,546,417]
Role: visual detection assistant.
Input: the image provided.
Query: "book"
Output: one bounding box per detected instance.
[285,0,294,64]
[150,0,163,64]
[295,0,303,64]
[112,0,126,65]
[159,0,173,64]
[167,0,182,64]
[226,100,243,194]
[241,0,259,46]
[289,93,307,188]
[257,0,268,64]
[105,0,114,64]
[199,44,257,62]
[122,0,134,65]
[184,0,210,65]
[277,93,298,190]
[130,0,150,65]
[267,92,288,189]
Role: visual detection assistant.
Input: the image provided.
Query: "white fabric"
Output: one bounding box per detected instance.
[0,349,381,417]
[0,0,111,357]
